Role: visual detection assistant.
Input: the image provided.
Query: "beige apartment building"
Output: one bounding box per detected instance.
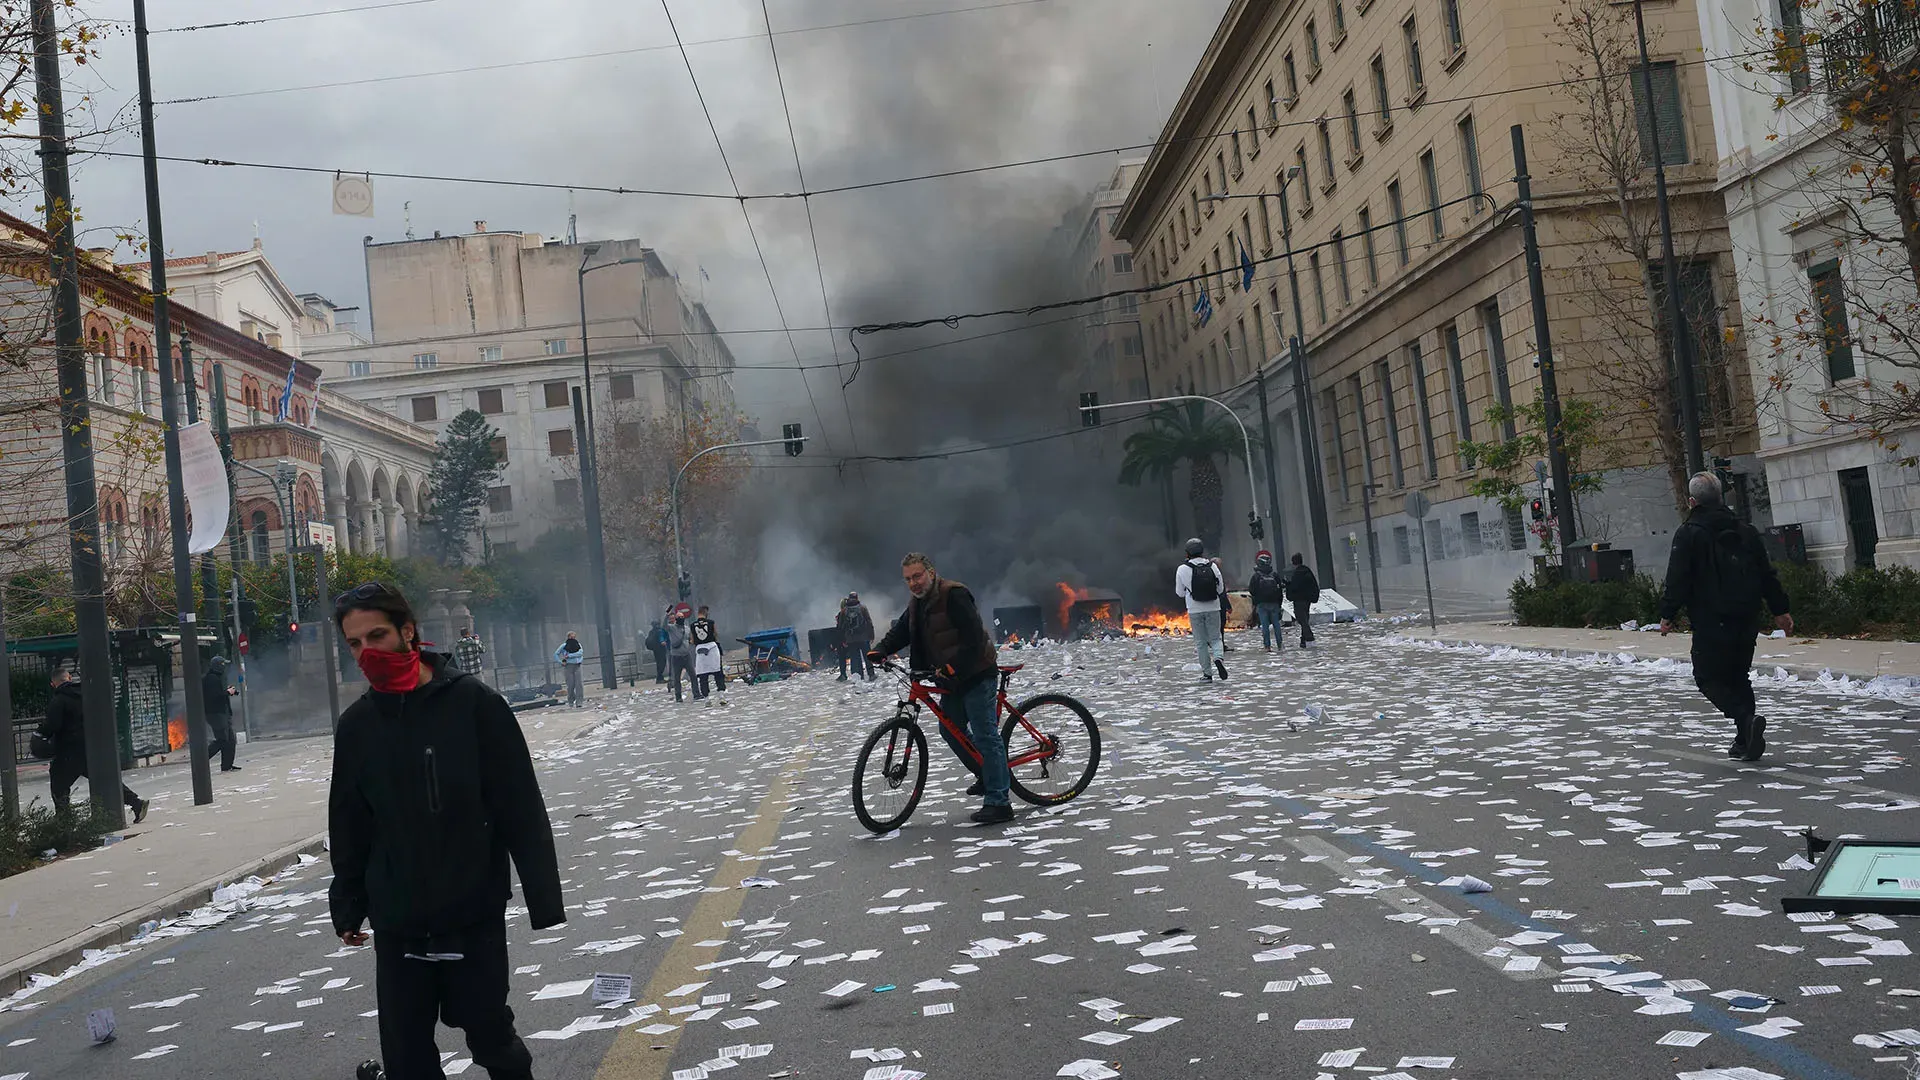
[1116,0,1753,606]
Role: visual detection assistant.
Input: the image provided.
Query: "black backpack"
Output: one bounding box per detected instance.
[1185,560,1220,603]
[1707,525,1762,618]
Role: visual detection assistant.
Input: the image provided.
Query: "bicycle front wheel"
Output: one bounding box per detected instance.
[1001,693,1100,806]
[851,717,928,833]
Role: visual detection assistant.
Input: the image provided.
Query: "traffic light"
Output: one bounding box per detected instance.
[782,423,803,456]
[288,618,300,638]
[1529,497,1546,522]
[1249,512,1264,541]
[1079,392,1101,427]
[677,570,693,602]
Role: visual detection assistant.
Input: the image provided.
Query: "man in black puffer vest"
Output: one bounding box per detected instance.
[870,552,1011,825]
[330,582,564,1080]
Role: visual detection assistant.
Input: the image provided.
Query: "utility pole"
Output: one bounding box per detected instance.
[1633,0,1704,475]
[134,0,212,806]
[0,584,13,821]
[305,544,341,732]
[1360,482,1383,616]
[212,363,249,739]
[34,0,122,825]
[1268,177,1337,589]
[1254,368,1284,554]
[1511,126,1580,575]
[571,386,616,689]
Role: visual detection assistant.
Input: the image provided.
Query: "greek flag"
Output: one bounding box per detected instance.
[274,363,296,422]
[1193,288,1213,328]
[1239,239,1256,293]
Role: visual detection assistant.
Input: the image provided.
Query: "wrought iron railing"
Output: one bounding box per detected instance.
[1822,0,1920,94]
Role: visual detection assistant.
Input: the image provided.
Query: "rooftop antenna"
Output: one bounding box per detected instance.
[404,201,414,241]
[566,189,578,245]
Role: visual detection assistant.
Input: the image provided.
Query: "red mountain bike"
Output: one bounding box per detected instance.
[851,659,1100,833]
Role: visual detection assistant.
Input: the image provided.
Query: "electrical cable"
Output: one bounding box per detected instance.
[154,0,442,32]
[659,0,832,456]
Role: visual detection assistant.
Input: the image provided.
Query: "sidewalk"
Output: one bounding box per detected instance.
[0,680,642,995]
[1401,621,1920,682]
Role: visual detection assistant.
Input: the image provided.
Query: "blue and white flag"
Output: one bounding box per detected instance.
[274,363,296,422]
[1239,238,1257,293]
[308,371,324,427]
[1193,288,1213,328]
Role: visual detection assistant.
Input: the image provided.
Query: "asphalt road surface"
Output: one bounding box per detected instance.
[4,625,1919,1080]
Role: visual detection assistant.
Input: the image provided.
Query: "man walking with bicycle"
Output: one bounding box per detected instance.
[869,552,1013,826]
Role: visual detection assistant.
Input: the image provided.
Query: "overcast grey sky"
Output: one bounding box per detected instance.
[42,0,1225,449]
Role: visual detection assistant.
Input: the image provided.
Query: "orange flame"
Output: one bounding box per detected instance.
[1124,610,1191,636]
[167,716,187,752]
[1052,582,1093,636]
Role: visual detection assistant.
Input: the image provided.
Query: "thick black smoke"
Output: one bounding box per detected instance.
[729,0,1222,631]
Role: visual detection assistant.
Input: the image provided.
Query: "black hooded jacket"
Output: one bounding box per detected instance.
[328,651,564,943]
[35,681,86,768]
[1659,505,1789,628]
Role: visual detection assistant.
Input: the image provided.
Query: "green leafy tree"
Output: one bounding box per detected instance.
[423,409,504,566]
[1460,394,1612,557]
[1116,402,1255,553]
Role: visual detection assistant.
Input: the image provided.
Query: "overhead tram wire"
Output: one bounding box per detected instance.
[759,0,862,462]
[154,0,443,32]
[659,0,831,455]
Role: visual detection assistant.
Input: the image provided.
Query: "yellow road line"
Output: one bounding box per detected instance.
[593,737,823,1080]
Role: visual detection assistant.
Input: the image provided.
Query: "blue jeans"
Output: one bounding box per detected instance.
[1256,602,1285,648]
[938,677,1010,808]
[1190,609,1224,669]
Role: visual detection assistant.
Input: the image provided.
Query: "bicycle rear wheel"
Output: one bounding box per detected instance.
[852,717,928,833]
[1001,693,1100,806]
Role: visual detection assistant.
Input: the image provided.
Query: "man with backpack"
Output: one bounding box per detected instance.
[1176,538,1229,681]
[1248,551,1287,652]
[838,592,876,682]
[1660,472,1793,762]
[1285,553,1320,647]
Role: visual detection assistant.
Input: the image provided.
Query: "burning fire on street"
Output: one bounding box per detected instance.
[1051,582,1189,638]
[167,716,187,752]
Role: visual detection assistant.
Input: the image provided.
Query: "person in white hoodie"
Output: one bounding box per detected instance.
[1175,538,1229,681]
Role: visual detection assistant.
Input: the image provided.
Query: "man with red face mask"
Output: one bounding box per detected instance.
[329,582,564,1080]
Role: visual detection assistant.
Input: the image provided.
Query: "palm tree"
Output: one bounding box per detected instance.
[1116,402,1255,553]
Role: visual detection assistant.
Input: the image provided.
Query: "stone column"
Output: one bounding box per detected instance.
[354,500,375,554]
[328,495,350,551]
[381,500,399,556]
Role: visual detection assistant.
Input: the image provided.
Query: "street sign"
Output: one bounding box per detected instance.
[307,521,337,553]
[1405,490,1430,520]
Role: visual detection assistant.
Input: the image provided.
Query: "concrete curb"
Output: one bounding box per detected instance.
[1412,633,1908,687]
[0,831,330,998]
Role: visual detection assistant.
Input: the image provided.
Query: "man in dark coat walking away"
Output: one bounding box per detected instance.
[1284,553,1320,647]
[838,592,876,681]
[645,618,670,684]
[1249,551,1287,651]
[37,665,146,821]
[329,582,564,1080]
[1660,472,1792,762]
[201,655,240,772]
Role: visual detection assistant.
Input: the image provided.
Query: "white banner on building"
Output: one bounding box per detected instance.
[332,172,374,217]
[179,422,230,555]
[307,520,337,553]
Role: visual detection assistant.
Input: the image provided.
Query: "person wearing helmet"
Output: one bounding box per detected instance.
[1248,551,1287,652]
[1175,538,1228,681]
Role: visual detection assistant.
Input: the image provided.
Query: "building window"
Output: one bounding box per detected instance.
[477,387,505,414]
[1444,322,1473,466]
[548,428,576,456]
[1284,52,1299,102]
[1461,510,1483,556]
[1388,180,1410,265]
[1350,373,1374,487]
[615,421,642,449]
[1458,114,1484,200]
[1370,53,1392,132]
[1376,359,1404,487]
[1258,197,1274,251]
[250,511,271,563]
[489,436,508,463]
[487,485,513,513]
[1324,387,1349,500]
[1114,253,1134,274]
[1309,251,1328,324]
[1420,149,1444,240]
[1839,466,1878,568]
[1409,341,1438,481]
[479,345,502,363]
[1295,146,1313,211]
[1779,0,1811,95]
[1247,105,1261,154]
[1629,60,1688,166]
[553,478,580,508]
[1809,260,1855,383]
[1504,505,1526,550]
[543,381,571,409]
[410,395,438,422]
[1393,524,1412,565]
[1318,121,1337,187]
[347,360,372,377]
[1443,0,1465,55]
[1266,77,1280,123]
[1231,131,1245,176]
[610,372,636,399]
[412,352,438,370]
[1342,87,1362,160]
[1190,189,1201,229]
[1332,230,1351,305]
[1306,18,1321,73]
[1357,206,1379,286]
[1424,518,1443,561]
[1403,15,1426,96]
[1481,299,1516,438]
[544,338,568,355]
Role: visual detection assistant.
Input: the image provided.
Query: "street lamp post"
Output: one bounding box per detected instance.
[1201,176,1336,587]
[1359,482,1383,616]
[1080,393,1263,541]
[576,248,647,690]
[233,458,303,638]
[672,435,807,601]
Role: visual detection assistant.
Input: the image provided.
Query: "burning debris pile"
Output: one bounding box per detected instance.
[1053,583,1190,640]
